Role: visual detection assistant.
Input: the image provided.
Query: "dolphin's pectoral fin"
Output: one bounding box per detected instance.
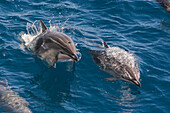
[48,60,57,68]
[105,77,119,82]
[48,53,59,68]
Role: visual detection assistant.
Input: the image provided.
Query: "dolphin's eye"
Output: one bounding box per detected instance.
[68,41,71,44]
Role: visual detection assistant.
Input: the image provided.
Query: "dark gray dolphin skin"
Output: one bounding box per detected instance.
[27,20,78,68]
[0,80,32,113]
[156,0,170,12]
[89,42,141,87]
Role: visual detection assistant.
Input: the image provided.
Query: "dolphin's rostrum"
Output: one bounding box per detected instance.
[89,42,141,87]
[26,20,78,68]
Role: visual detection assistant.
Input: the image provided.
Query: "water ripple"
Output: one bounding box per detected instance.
[0,0,169,112]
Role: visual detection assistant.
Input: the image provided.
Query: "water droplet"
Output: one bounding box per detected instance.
[2,53,6,57]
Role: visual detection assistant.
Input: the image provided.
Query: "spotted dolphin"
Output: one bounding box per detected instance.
[26,20,78,68]
[89,42,141,87]
[0,80,32,113]
[156,0,170,12]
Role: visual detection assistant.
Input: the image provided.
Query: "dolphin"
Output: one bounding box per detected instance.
[89,42,141,87]
[0,80,32,113]
[26,20,78,68]
[156,0,170,12]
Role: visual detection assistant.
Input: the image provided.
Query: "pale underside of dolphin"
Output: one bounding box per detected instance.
[26,20,78,68]
[89,42,141,87]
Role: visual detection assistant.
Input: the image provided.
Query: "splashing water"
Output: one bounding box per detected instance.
[20,20,62,47]
[19,20,82,61]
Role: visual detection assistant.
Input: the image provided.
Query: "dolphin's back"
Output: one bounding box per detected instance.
[89,49,126,78]
[89,46,140,80]
[0,80,32,113]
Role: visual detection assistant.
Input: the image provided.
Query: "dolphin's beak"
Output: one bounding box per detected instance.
[48,36,79,61]
[73,54,79,61]
[132,80,141,87]
[68,53,78,61]
[124,66,141,87]
[49,37,78,61]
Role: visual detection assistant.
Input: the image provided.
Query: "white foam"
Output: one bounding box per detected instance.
[19,20,81,63]
[20,20,63,47]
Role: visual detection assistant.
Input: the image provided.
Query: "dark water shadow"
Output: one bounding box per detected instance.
[30,61,75,104]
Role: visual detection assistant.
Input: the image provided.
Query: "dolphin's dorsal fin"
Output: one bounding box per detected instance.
[104,41,109,48]
[40,20,47,32]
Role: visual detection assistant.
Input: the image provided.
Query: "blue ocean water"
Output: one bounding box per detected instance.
[0,0,170,112]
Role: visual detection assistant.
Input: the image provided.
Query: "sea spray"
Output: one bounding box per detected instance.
[19,20,81,62]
